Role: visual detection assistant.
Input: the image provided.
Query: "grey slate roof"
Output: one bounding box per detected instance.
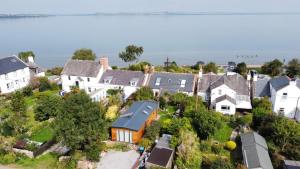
[61,59,101,77]
[0,56,28,75]
[269,76,290,91]
[215,95,236,104]
[198,72,221,92]
[210,73,249,95]
[99,70,145,87]
[241,132,273,169]
[284,160,300,169]
[254,75,271,97]
[111,101,159,131]
[148,72,196,93]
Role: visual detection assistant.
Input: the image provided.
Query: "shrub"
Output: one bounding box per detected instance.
[105,105,119,121]
[29,77,40,89]
[22,86,33,96]
[211,143,222,154]
[85,143,100,162]
[0,152,17,164]
[200,141,211,152]
[225,141,237,151]
[139,138,152,150]
[38,77,51,92]
[48,67,63,75]
[144,121,161,141]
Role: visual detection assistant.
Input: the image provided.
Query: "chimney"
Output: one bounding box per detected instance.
[100,57,109,70]
[198,65,203,78]
[27,56,34,63]
[247,72,251,81]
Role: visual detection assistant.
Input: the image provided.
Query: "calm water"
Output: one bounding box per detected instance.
[0,14,300,68]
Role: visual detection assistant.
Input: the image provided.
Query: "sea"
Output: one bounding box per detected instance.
[0,13,300,68]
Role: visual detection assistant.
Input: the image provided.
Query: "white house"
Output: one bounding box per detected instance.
[269,76,300,121]
[0,56,31,94]
[98,69,147,99]
[198,71,252,115]
[25,56,45,77]
[61,58,109,101]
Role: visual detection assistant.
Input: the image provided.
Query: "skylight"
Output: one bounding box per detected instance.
[155,77,161,86]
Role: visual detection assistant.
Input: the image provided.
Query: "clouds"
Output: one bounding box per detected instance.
[1,0,300,14]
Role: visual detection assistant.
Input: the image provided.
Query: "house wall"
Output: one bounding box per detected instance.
[111,110,157,143]
[271,83,300,121]
[215,100,236,115]
[211,84,236,103]
[98,83,140,99]
[0,67,30,94]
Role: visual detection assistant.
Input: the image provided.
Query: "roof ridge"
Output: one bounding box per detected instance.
[154,71,195,76]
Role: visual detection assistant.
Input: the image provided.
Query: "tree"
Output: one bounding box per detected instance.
[190,110,222,139]
[119,45,143,63]
[203,62,218,73]
[18,51,35,62]
[175,129,202,169]
[48,67,63,75]
[9,91,27,135]
[286,58,300,78]
[261,59,283,76]
[10,91,26,114]
[132,87,154,101]
[72,48,96,61]
[55,91,107,161]
[234,62,247,76]
[34,94,62,121]
[38,77,51,92]
[144,121,161,141]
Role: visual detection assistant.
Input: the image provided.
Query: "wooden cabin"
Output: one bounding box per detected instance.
[111,101,159,144]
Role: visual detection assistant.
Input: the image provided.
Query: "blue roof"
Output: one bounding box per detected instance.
[111,101,159,131]
[269,76,290,91]
[0,56,28,75]
[254,75,271,97]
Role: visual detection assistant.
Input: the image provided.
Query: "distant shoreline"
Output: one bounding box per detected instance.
[1,12,300,19]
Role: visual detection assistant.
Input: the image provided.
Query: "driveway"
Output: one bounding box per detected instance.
[97,150,140,169]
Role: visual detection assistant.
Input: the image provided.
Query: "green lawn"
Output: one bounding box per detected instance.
[212,123,233,142]
[16,153,58,169]
[30,123,55,142]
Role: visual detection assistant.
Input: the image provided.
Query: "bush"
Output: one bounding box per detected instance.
[210,158,234,169]
[200,141,211,152]
[139,138,152,150]
[22,86,33,96]
[0,152,17,164]
[144,121,161,141]
[105,105,119,121]
[211,143,222,154]
[225,141,237,151]
[85,143,100,162]
[38,77,51,92]
[48,67,63,75]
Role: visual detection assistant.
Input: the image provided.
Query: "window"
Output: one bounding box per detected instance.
[218,89,222,95]
[88,87,91,93]
[282,93,288,99]
[68,76,71,80]
[180,80,186,88]
[23,78,25,82]
[279,108,285,115]
[168,79,172,83]
[87,78,90,82]
[104,76,113,84]
[6,83,10,89]
[155,77,161,86]
[221,105,230,110]
[130,81,137,86]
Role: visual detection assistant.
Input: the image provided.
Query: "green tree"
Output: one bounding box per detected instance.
[119,45,143,63]
[10,91,26,114]
[203,62,218,73]
[55,91,107,161]
[34,94,62,121]
[72,48,96,61]
[38,77,51,92]
[9,91,27,135]
[175,129,202,169]
[190,110,222,139]
[286,58,300,78]
[234,62,247,76]
[18,51,35,61]
[261,59,283,76]
[132,87,154,101]
[128,61,151,72]
[144,121,161,141]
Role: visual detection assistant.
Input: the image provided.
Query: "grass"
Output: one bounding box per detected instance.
[16,153,58,169]
[30,124,55,142]
[212,123,233,142]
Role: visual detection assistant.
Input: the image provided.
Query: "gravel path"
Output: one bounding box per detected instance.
[97,150,139,169]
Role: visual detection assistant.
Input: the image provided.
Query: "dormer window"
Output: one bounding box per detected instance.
[104,76,113,84]
[155,77,161,86]
[68,76,71,80]
[282,93,288,99]
[130,78,139,87]
[180,80,186,88]
[87,77,90,82]
[168,79,172,83]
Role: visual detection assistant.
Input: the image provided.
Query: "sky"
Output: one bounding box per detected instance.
[1,0,300,14]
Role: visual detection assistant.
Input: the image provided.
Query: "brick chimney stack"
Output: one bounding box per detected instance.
[100,57,109,70]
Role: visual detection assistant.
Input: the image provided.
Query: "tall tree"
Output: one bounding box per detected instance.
[18,51,35,61]
[72,48,96,61]
[234,62,248,76]
[175,129,202,169]
[119,45,143,63]
[132,87,154,101]
[34,94,62,121]
[286,58,300,78]
[55,91,107,161]
[203,62,218,73]
[261,59,283,76]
